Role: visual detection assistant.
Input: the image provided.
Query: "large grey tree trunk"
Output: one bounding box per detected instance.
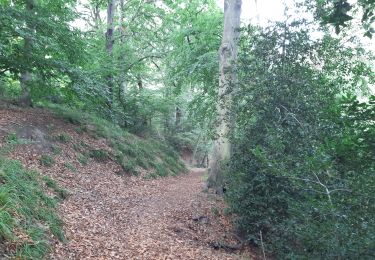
[207,0,242,192]
[19,0,35,107]
[105,0,117,109]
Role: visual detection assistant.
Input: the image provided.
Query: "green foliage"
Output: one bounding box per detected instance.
[5,133,18,144]
[51,144,62,155]
[153,162,169,177]
[43,176,70,200]
[120,159,138,176]
[40,154,55,167]
[77,153,88,166]
[55,133,71,143]
[166,132,196,151]
[64,162,77,173]
[136,156,150,170]
[0,157,64,259]
[0,0,86,104]
[48,104,186,175]
[89,149,109,162]
[314,0,375,37]
[75,126,88,134]
[226,23,375,258]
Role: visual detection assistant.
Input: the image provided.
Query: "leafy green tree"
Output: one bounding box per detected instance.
[315,0,375,37]
[0,0,85,105]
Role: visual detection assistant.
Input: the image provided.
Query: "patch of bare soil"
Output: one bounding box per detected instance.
[0,108,255,260]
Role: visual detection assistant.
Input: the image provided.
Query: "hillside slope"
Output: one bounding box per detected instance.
[0,107,253,259]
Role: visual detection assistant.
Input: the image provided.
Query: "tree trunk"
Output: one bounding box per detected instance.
[207,0,242,192]
[19,0,35,107]
[105,0,117,109]
[119,0,127,95]
[19,72,32,107]
[175,105,182,131]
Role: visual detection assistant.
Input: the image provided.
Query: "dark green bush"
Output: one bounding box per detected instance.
[226,24,375,259]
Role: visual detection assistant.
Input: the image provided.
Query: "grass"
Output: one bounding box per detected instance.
[89,149,109,162]
[0,157,64,259]
[40,154,55,167]
[54,133,71,143]
[154,162,169,177]
[64,162,77,173]
[0,104,189,258]
[51,144,62,155]
[143,172,159,180]
[46,104,187,177]
[5,133,31,145]
[77,153,88,166]
[0,137,66,258]
[43,176,70,199]
[75,126,88,134]
[5,132,18,144]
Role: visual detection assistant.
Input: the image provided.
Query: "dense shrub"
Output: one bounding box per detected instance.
[226,24,375,258]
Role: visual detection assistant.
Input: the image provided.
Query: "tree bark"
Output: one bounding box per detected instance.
[207,0,242,192]
[119,0,127,95]
[19,0,35,107]
[105,0,117,110]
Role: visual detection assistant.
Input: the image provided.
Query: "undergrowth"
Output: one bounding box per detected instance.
[47,104,187,177]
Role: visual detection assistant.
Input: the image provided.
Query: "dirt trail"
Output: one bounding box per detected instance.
[0,108,252,259]
[50,166,248,259]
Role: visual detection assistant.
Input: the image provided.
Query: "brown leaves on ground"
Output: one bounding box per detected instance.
[0,107,255,260]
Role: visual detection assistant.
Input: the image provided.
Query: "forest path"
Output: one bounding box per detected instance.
[50,166,247,259]
[0,108,250,259]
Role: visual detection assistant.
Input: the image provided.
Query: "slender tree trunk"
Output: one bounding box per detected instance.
[105,0,117,109]
[175,105,182,131]
[137,74,143,90]
[190,131,203,165]
[91,3,102,30]
[119,0,127,95]
[137,74,147,127]
[117,0,127,124]
[207,0,242,192]
[19,0,35,107]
